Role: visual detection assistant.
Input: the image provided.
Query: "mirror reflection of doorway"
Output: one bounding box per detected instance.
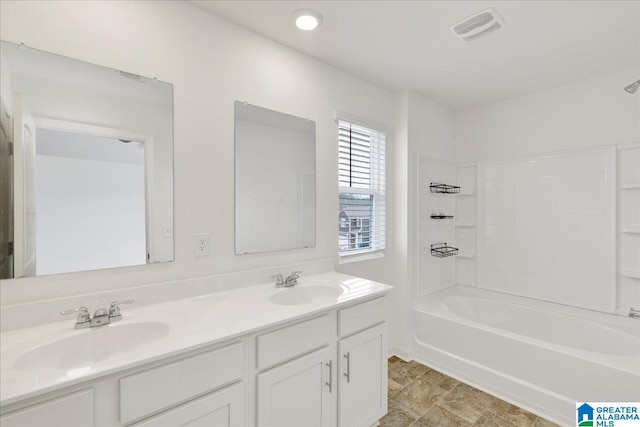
[35,128,146,275]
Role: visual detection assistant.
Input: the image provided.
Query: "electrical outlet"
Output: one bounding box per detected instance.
[194,233,210,258]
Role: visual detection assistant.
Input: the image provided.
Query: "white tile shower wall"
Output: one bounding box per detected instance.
[455,166,477,286]
[417,158,455,297]
[617,145,640,314]
[478,147,616,313]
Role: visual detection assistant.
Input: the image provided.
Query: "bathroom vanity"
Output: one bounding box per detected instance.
[0,272,391,427]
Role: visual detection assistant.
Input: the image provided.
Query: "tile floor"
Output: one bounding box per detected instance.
[381,357,560,427]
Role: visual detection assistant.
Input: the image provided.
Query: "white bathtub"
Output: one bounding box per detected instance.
[412,286,640,426]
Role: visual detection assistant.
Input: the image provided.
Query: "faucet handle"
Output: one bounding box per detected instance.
[271,273,284,287]
[290,270,303,279]
[109,300,134,320]
[60,306,90,325]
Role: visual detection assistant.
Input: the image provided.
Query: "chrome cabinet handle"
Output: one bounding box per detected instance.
[325,360,333,393]
[343,352,351,383]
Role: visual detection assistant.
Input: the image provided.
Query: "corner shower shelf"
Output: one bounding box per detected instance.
[455,221,476,227]
[431,213,454,219]
[431,243,458,258]
[621,270,640,279]
[621,183,640,190]
[429,183,460,194]
[621,226,640,234]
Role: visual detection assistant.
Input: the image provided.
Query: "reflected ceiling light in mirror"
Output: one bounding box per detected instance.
[291,9,323,31]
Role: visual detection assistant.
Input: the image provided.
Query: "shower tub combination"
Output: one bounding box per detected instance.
[412,286,640,426]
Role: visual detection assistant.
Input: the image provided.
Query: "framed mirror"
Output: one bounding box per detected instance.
[0,40,174,278]
[234,102,316,254]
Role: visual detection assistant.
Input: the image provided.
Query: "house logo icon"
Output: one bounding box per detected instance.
[577,403,594,426]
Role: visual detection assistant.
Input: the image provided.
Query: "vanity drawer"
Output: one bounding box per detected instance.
[338,295,388,338]
[120,341,244,425]
[1,389,94,427]
[256,314,333,371]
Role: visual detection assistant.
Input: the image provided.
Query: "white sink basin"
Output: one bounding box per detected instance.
[15,320,175,373]
[269,285,344,305]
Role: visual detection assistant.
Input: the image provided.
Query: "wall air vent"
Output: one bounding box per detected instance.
[450,8,505,42]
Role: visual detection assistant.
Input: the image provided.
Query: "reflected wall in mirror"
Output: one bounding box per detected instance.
[235,102,316,254]
[0,40,174,279]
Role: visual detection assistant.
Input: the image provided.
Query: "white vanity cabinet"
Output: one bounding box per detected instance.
[338,323,388,427]
[0,341,248,427]
[337,296,388,427]
[256,346,335,427]
[132,382,245,427]
[122,342,245,426]
[1,292,390,427]
[0,389,95,427]
[254,295,388,427]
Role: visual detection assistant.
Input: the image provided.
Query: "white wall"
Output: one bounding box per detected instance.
[408,92,454,161]
[0,1,396,306]
[376,91,455,356]
[454,67,640,163]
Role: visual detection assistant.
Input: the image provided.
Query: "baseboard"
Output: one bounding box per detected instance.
[388,346,412,362]
[409,342,573,427]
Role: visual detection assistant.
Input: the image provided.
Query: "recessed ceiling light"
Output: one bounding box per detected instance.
[291,9,323,31]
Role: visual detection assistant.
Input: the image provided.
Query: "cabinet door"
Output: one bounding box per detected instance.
[134,382,245,427]
[257,346,335,427]
[338,322,387,427]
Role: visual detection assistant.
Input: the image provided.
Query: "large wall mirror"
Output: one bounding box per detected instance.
[0,40,174,279]
[235,102,315,254]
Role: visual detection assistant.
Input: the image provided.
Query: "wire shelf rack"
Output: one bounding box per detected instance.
[429,182,460,194]
[431,243,459,258]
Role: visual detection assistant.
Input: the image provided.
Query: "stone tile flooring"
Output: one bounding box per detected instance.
[381,357,560,427]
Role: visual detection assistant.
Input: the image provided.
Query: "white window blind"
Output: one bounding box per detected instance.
[338,120,385,258]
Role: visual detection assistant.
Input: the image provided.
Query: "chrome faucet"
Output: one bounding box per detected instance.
[284,271,303,287]
[271,271,303,288]
[61,300,134,329]
[629,308,640,319]
[272,273,285,287]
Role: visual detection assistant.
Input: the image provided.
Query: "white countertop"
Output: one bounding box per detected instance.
[0,272,392,407]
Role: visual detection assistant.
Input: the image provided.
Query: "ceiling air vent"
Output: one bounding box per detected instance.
[450,8,505,42]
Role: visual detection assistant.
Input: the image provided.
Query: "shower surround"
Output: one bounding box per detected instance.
[411,144,640,425]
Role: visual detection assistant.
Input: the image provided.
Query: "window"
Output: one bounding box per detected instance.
[338,120,385,259]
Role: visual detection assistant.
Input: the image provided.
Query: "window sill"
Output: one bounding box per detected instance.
[338,250,384,264]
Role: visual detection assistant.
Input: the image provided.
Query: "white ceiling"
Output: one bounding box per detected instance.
[191,0,640,111]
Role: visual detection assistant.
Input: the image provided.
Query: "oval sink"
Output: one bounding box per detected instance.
[269,285,343,305]
[15,321,171,373]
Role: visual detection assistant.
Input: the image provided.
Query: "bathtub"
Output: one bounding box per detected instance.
[412,286,640,426]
